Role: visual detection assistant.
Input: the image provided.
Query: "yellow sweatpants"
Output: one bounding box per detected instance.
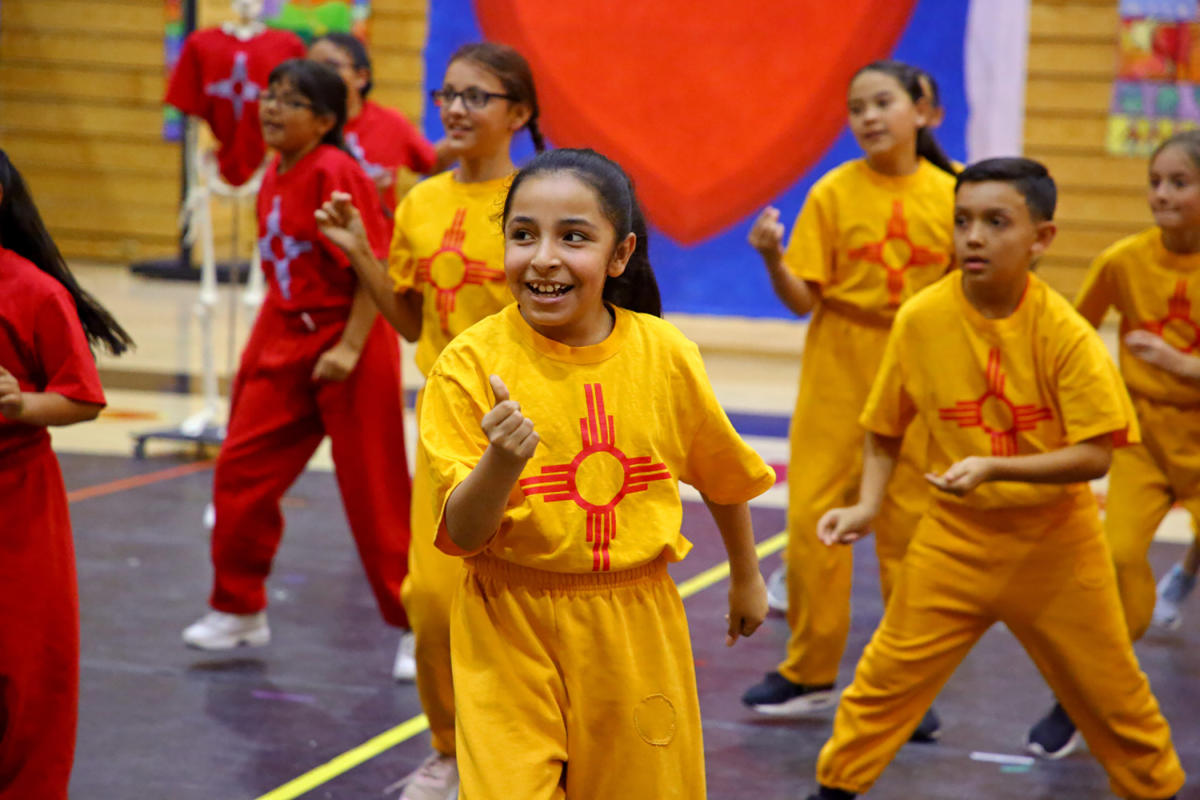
[451,555,704,800]
[1105,394,1200,641]
[780,308,929,686]
[817,497,1185,799]
[399,393,463,756]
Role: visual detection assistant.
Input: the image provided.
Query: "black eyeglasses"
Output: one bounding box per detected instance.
[431,86,516,111]
[260,92,314,112]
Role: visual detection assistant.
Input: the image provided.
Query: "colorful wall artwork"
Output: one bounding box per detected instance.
[1108,0,1200,156]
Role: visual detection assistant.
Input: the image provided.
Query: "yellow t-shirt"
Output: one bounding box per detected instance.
[1075,227,1200,406]
[421,304,776,573]
[862,273,1138,510]
[784,158,956,326]
[388,171,514,376]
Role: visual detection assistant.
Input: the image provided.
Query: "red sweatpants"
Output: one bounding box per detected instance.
[210,303,412,627]
[0,443,78,799]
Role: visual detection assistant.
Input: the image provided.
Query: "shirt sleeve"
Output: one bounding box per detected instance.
[674,343,776,504]
[1073,252,1115,327]
[387,192,418,292]
[1054,327,1137,445]
[782,179,836,286]
[859,322,916,438]
[32,290,106,407]
[420,359,497,557]
[164,35,204,115]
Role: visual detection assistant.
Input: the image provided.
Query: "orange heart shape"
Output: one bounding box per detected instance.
[477,0,917,243]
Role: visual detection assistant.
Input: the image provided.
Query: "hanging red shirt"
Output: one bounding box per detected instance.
[344,100,438,219]
[0,248,107,460]
[165,27,306,186]
[256,144,390,313]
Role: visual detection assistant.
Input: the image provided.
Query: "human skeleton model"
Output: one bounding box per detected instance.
[164,0,304,438]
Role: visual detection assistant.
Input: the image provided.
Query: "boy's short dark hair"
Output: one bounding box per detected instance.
[955,157,1057,222]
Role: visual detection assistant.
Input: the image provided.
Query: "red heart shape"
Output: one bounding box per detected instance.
[476,1,916,243]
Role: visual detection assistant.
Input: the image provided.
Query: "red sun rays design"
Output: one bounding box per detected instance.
[938,349,1053,457]
[1144,280,1200,354]
[846,200,948,306]
[518,384,672,571]
[414,208,505,332]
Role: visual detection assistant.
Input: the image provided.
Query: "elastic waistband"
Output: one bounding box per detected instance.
[466,553,669,591]
[0,435,53,472]
[264,302,349,333]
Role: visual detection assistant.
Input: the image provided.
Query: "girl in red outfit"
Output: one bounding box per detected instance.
[308,33,450,221]
[0,149,132,799]
[182,60,411,660]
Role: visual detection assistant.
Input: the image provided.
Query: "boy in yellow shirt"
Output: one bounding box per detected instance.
[806,158,1184,800]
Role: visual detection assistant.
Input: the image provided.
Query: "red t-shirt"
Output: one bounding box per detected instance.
[256,144,391,312]
[344,100,438,219]
[165,27,306,186]
[0,248,106,460]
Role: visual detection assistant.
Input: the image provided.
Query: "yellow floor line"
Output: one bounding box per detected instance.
[251,530,788,800]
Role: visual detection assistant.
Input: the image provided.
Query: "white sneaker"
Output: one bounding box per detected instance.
[386,752,458,800]
[182,610,270,650]
[766,565,788,613]
[1152,563,1197,631]
[393,630,417,682]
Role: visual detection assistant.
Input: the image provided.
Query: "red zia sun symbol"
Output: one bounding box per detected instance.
[847,199,947,306]
[518,384,672,571]
[415,208,504,331]
[938,348,1053,456]
[1144,280,1200,354]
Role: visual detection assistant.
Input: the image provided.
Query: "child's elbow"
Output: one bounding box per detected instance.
[1079,441,1113,480]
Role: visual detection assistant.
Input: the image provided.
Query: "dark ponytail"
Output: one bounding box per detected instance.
[853,59,957,176]
[0,150,133,355]
[268,59,348,151]
[449,42,545,153]
[501,148,661,316]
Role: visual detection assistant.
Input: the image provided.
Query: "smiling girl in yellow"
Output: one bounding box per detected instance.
[417,148,774,799]
[316,42,542,800]
[741,60,956,735]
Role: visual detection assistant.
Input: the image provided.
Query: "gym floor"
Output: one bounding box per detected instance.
[60,265,1197,799]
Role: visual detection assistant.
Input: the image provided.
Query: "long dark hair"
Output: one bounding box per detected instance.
[312,32,372,98]
[502,148,662,316]
[449,42,545,153]
[852,60,957,176]
[1152,129,1200,170]
[0,150,133,355]
[268,59,347,150]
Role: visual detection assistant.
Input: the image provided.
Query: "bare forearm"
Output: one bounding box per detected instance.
[12,393,102,426]
[339,283,377,351]
[444,446,526,552]
[703,497,760,582]
[1163,351,1200,384]
[859,431,901,514]
[986,440,1112,484]
[762,254,816,317]
[345,243,422,341]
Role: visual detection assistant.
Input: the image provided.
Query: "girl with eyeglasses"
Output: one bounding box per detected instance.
[315,42,543,800]
[181,61,414,682]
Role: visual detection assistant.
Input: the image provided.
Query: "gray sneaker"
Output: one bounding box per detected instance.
[766,565,788,613]
[1152,563,1196,631]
